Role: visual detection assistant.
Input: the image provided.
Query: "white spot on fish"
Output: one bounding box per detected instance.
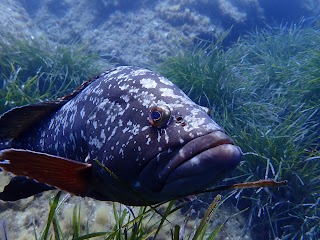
[119,148,124,157]
[129,88,139,94]
[190,156,200,166]
[107,127,118,141]
[119,84,130,90]
[89,137,103,149]
[179,149,185,158]
[81,130,85,138]
[146,135,151,145]
[160,88,188,102]
[100,129,106,143]
[92,121,98,129]
[131,124,140,135]
[121,94,130,103]
[163,129,169,144]
[140,78,157,89]
[85,154,90,162]
[80,108,85,118]
[141,126,149,131]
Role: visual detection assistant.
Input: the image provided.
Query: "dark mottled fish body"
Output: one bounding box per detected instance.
[0,66,242,205]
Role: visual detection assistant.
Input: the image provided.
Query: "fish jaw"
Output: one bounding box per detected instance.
[161,143,242,196]
[136,130,242,202]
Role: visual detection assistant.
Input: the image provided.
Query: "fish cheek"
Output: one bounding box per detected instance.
[88,162,153,205]
[87,163,123,202]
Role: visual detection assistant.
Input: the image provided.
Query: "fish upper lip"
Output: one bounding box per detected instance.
[157,130,235,183]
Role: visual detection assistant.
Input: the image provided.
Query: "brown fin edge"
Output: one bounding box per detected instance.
[0,101,65,140]
[0,149,92,197]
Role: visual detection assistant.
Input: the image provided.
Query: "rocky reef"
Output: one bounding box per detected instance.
[1,0,320,67]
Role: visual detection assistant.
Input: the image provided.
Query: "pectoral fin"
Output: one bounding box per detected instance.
[0,149,92,197]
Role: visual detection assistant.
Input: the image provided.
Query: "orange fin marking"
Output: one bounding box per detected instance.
[0,148,92,196]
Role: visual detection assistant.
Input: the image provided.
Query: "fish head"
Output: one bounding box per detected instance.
[86,66,242,205]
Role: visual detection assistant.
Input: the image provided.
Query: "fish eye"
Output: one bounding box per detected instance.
[148,105,171,128]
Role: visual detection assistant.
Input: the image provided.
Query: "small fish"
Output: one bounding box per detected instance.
[0,66,242,206]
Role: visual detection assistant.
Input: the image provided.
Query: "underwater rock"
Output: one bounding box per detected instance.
[1,0,319,66]
[0,0,38,38]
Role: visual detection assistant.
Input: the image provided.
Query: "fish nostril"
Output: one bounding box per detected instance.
[175,116,187,127]
[176,116,183,122]
[180,122,187,126]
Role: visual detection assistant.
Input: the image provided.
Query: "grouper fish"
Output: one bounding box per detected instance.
[0,66,242,206]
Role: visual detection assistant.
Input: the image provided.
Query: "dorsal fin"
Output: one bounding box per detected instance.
[0,101,66,140]
[0,68,116,141]
[0,70,112,141]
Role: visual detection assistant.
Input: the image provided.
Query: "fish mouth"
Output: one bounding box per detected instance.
[161,131,242,186]
[137,130,242,196]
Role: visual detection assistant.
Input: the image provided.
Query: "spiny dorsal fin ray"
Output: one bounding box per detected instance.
[0,149,92,196]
